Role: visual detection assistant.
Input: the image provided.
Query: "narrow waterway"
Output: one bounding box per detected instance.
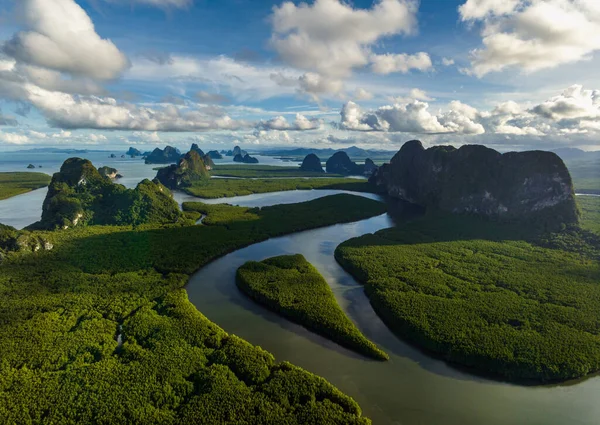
[186,191,600,425]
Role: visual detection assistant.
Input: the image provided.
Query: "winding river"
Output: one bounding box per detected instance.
[186,191,600,425]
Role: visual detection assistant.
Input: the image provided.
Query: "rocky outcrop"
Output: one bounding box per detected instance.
[207,150,223,159]
[155,150,210,190]
[234,153,259,164]
[98,166,120,179]
[203,154,215,170]
[191,143,205,157]
[0,223,54,260]
[300,154,324,173]
[363,158,378,176]
[144,146,182,164]
[326,152,363,175]
[371,140,579,227]
[110,154,116,158]
[27,164,35,169]
[127,147,142,157]
[233,146,247,157]
[38,158,181,229]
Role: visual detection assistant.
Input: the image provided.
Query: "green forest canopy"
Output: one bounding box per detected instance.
[237,254,388,361]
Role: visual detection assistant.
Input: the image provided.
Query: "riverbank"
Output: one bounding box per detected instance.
[0,194,385,423]
[0,172,51,200]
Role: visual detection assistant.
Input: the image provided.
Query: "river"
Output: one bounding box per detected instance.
[186,191,600,425]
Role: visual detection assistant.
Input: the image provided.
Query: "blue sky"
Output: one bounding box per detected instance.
[1,0,600,152]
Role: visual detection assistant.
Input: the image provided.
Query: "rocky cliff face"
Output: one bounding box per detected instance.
[144,146,182,164]
[191,143,205,157]
[127,147,142,157]
[39,158,181,229]
[155,150,210,189]
[300,154,324,173]
[233,153,259,164]
[207,150,223,159]
[371,140,579,227]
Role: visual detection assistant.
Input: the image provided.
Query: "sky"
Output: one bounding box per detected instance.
[0,0,600,152]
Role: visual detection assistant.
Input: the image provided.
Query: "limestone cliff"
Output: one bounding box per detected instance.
[371,140,579,227]
[39,158,181,229]
[144,146,182,164]
[300,154,324,173]
[155,150,210,190]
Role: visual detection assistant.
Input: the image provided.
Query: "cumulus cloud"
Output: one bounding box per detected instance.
[370,52,432,74]
[340,99,484,134]
[0,131,29,144]
[258,113,322,131]
[24,85,247,131]
[339,84,600,139]
[4,0,129,80]
[270,0,418,78]
[270,71,344,101]
[460,0,600,76]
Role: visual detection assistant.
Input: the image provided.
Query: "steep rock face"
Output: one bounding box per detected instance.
[232,146,248,157]
[144,146,182,164]
[202,154,215,170]
[98,166,119,179]
[207,150,223,159]
[191,143,205,157]
[127,147,142,157]
[300,154,324,173]
[233,153,259,164]
[326,152,363,175]
[40,158,181,229]
[155,150,209,189]
[363,158,378,176]
[371,140,579,227]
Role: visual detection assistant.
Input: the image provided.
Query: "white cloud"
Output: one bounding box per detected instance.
[270,71,344,101]
[370,52,432,74]
[270,0,418,78]
[4,0,129,80]
[441,57,455,66]
[25,85,248,131]
[129,55,300,101]
[458,0,519,20]
[258,113,321,131]
[353,88,374,101]
[460,0,600,77]
[339,84,600,139]
[341,99,483,134]
[102,0,192,8]
[0,131,30,144]
[388,88,434,103]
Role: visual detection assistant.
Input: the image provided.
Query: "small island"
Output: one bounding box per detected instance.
[236,254,388,360]
[233,153,259,164]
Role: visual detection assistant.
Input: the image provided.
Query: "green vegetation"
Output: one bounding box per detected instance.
[237,254,388,360]
[39,158,182,229]
[0,172,50,200]
[566,158,600,194]
[579,196,600,235]
[211,164,338,178]
[0,194,386,423]
[155,150,210,190]
[336,214,600,382]
[184,177,373,198]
